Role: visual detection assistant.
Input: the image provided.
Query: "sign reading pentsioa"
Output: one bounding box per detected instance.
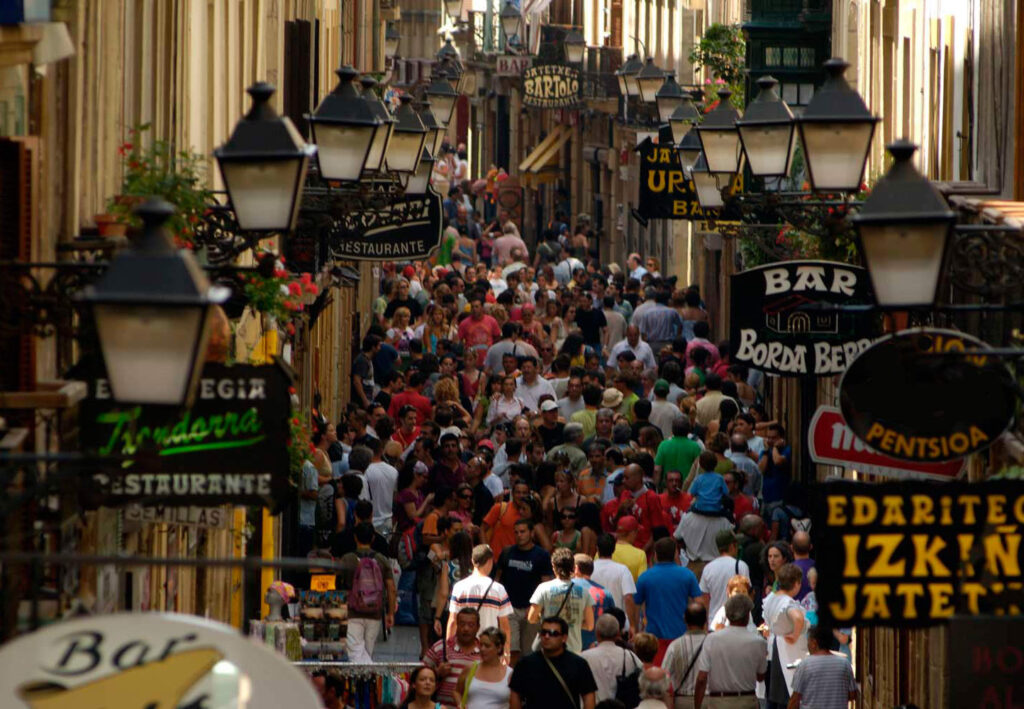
[522,64,581,108]
[730,260,878,376]
[812,480,1024,626]
[327,186,444,261]
[78,361,293,509]
[808,406,965,481]
[840,327,1014,463]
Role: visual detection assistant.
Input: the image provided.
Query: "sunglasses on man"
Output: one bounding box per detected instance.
[539,629,563,637]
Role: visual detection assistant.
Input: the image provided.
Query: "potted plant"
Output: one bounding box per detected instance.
[109,124,214,248]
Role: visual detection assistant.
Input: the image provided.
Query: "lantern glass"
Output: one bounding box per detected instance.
[385,31,399,57]
[312,122,378,181]
[858,223,950,307]
[445,0,462,19]
[363,119,394,173]
[500,6,520,39]
[657,95,681,123]
[617,73,628,96]
[699,129,743,175]
[800,121,875,192]
[692,170,724,209]
[406,151,434,195]
[738,124,795,177]
[431,93,457,126]
[386,130,426,174]
[218,157,309,231]
[637,76,662,104]
[94,304,211,405]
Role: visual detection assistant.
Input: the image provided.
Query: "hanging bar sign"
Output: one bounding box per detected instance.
[522,64,581,108]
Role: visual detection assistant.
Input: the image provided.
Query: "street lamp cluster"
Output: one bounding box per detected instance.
[618,54,964,311]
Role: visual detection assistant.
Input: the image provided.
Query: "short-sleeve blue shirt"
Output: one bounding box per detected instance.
[690,471,728,512]
[633,562,702,639]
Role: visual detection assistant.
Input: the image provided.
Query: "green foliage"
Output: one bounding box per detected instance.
[241,251,318,326]
[688,24,746,106]
[110,124,214,248]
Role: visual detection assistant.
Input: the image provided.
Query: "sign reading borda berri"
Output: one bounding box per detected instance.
[730,260,877,376]
[326,186,443,261]
[77,361,292,509]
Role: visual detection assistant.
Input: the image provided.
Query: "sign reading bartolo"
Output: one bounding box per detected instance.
[522,64,581,108]
[840,328,1014,463]
[813,481,1024,626]
[730,260,877,376]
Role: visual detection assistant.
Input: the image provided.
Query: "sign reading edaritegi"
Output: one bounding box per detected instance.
[812,480,1024,627]
[730,260,878,376]
[840,328,1014,463]
[522,64,581,108]
[79,361,292,509]
[327,186,443,261]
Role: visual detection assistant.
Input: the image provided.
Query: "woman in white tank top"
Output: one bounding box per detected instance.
[457,627,512,709]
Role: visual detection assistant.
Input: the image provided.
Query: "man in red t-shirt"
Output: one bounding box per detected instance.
[725,470,756,524]
[616,464,666,552]
[387,371,433,424]
[457,297,501,367]
[659,469,692,531]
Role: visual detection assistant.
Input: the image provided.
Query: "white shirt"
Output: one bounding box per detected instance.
[649,398,682,439]
[365,461,399,526]
[699,555,750,628]
[591,557,637,629]
[608,339,657,371]
[762,592,808,693]
[515,375,556,412]
[482,472,504,498]
[582,642,642,701]
[696,625,767,693]
[449,573,514,635]
[558,395,585,420]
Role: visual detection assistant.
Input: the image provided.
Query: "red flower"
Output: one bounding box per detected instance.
[860,182,868,192]
[289,386,297,395]
[286,323,296,335]
[274,269,288,279]
[118,143,133,156]
[278,256,286,263]
[300,273,312,284]
[306,284,319,295]
[288,282,302,296]
[292,417,300,425]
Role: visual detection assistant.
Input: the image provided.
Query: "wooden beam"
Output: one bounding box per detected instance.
[0,380,87,409]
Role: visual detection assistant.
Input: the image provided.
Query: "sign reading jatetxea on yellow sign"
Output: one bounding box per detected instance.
[522,64,581,108]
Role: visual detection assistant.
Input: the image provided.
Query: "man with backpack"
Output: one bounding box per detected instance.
[339,523,396,663]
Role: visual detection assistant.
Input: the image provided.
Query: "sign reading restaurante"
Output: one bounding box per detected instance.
[522,64,581,108]
[813,481,1024,626]
[730,260,877,376]
[327,186,444,261]
[840,328,1014,463]
[77,361,293,509]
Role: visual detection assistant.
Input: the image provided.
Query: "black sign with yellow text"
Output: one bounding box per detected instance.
[75,360,293,510]
[840,328,1014,463]
[813,480,1024,627]
[636,139,742,220]
[522,64,581,108]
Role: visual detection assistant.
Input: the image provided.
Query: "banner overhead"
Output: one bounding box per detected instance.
[812,480,1024,627]
[730,260,878,376]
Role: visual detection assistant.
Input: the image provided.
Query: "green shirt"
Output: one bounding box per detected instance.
[437,231,457,266]
[654,436,702,489]
[571,408,598,438]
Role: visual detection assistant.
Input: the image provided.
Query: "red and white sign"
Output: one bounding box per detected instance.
[809,406,965,481]
[496,55,532,76]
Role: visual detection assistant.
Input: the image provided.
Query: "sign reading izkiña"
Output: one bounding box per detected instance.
[812,481,1024,626]
[730,260,878,376]
[522,64,581,108]
[808,406,965,481]
[839,327,1015,463]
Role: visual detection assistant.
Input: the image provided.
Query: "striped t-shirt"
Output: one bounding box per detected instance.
[790,653,857,709]
[448,573,513,634]
[423,638,481,706]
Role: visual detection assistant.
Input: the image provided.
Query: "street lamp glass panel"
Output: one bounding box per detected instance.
[564,30,585,64]
[312,123,378,181]
[429,93,456,126]
[858,224,949,307]
[363,120,393,173]
[94,304,210,406]
[799,121,874,192]
[617,73,629,96]
[637,75,664,104]
[738,124,795,177]
[219,158,309,231]
[385,27,400,57]
[500,3,521,39]
[699,129,743,175]
[445,0,462,19]
[405,151,434,195]
[692,171,724,209]
[676,128,702,171]
[386,130,427,173]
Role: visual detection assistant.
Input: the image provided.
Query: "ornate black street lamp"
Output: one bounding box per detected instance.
[695,88,743,175]
[308,66,383,182]
[736,76,795,179]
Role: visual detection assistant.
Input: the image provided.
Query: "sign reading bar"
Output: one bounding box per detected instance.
[636,139,707,221]
[808,406,965,481]
[812,480,1024,626]
[497,55,532,76]
[79,361,292,509]
[0,613,320,709]
[840,328,1014,463]
[948,616,1024,709]
[326,186,443,261]
[730,260,878,376]
[522,64,581,108]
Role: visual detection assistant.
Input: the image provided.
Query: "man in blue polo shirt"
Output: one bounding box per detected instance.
[633,536,702,665]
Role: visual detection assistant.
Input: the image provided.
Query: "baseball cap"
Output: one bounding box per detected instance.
[616,515,639,533]
[402,265,416,278]
[541,399,559,412]
[477,439,495,451]
[654,378,670,396]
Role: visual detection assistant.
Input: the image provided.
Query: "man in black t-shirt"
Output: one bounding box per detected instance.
[573,291,607,352]
[537,400,567,451]
[332,499,390,559]
[509,617,597,708]
[496,519,553,664]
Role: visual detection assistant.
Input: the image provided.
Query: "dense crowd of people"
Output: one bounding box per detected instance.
[301,211,857,709]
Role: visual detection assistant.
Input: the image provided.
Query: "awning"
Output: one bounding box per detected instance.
[518,125,572,186]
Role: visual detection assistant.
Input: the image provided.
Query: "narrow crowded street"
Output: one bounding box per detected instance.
[1,1,1023,708]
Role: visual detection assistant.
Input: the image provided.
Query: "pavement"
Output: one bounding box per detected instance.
[373,623,422,662]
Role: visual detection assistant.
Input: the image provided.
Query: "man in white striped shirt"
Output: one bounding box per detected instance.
[787,625,858,709]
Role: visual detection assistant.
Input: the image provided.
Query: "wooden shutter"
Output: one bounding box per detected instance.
[0,138,35,393]
[283,20,313,139]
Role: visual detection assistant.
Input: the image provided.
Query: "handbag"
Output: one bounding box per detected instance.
[542,651,578,707]
[614,649,642,708]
